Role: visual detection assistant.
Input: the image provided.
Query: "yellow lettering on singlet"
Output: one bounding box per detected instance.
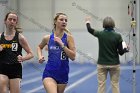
[1,44,12,48]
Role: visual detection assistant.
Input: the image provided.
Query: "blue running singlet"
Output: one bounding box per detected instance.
[43,33,69,84]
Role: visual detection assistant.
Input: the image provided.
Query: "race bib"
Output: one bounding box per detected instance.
[12,43,18,51]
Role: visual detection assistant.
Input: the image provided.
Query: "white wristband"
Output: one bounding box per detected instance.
[62,45,65,49]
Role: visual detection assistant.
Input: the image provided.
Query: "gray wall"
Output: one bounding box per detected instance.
[1,0,139,64]
[0,0,7,32]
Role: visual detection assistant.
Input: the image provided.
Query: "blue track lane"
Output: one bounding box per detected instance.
[21,61,140,93]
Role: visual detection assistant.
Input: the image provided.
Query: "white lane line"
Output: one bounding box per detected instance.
[25,68,89,93]
[23,72,40,78]
[65,70,97,92]
[26,86,44,93]
[69,68,89,77]
[21,77,41,86]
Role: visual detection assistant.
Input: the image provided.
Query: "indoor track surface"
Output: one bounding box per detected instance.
[21,61,140,93]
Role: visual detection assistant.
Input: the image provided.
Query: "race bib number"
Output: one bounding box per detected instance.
[61,50,67,60]
[12,43,18,51]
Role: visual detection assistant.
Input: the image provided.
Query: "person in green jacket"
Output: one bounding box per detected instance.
[85,16,129,93]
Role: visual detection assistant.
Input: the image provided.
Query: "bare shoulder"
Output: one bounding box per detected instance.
[39,34,50,46]
[43,35,50,40]
[18,33,26,40]
[42,35,50,43]
[67,33,74,40]
[16,33,28,46]
[66,34,75,44]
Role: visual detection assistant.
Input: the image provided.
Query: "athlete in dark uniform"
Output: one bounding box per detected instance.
[37,13,76,93]
[0,31,22,78]
[0,12,33,93]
